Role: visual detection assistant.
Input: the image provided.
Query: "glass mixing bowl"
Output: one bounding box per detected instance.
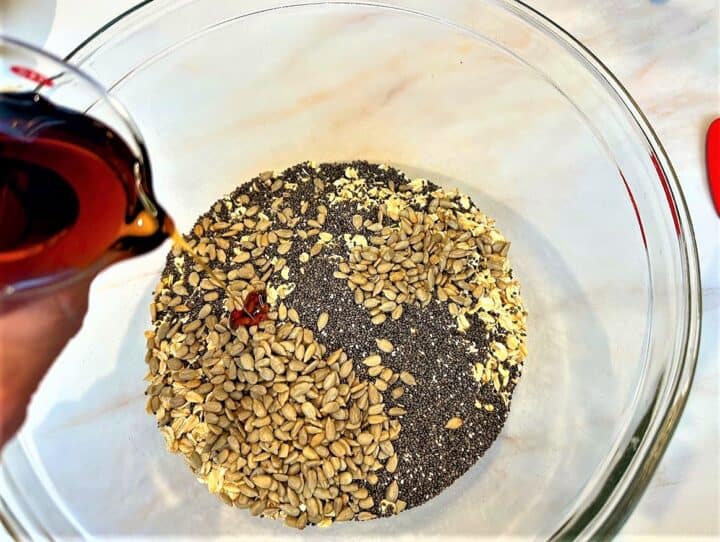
[0,0,701,539]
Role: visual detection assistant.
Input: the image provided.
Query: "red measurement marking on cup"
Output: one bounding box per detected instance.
[10,65,54,87]
[707,118,720,217]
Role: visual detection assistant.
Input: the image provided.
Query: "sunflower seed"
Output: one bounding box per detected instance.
[399,371,416,386]
[445,417,463,429]
[375,338,394,353]
[362,354,382,367]
[384,480,399,502]
[317,312,329,331]
[371,314,386,325]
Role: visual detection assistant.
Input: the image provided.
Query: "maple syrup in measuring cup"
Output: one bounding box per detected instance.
[0,37,180,300]
[0,90,174,296]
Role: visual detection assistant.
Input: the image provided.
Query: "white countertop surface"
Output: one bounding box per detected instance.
[1,0,718,537]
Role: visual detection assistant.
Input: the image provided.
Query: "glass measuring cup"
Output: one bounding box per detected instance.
[0,36,171,302]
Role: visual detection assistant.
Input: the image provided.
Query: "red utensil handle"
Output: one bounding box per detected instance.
[707,117,720,217]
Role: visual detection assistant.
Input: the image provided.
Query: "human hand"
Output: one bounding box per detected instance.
[0,276,92,450]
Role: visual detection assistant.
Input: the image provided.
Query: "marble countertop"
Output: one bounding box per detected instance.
[1,0,717,537]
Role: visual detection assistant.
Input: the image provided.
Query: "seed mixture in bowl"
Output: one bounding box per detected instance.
[144,161,528,528]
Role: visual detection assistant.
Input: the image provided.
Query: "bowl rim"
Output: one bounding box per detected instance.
[2,1,702,539]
